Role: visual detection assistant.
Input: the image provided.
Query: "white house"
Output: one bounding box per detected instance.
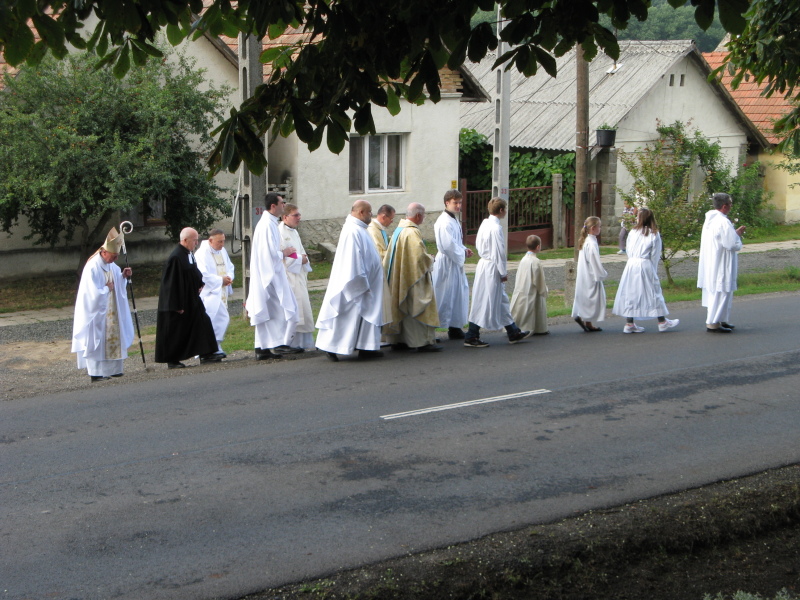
[461,40,768,240]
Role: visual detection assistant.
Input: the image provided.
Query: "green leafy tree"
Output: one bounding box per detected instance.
[459,127,575,222]
[722,0,800,155]
[618,121,770,284]
[606,0,726,52]
[0,47,231,271]
[0,0,750,175]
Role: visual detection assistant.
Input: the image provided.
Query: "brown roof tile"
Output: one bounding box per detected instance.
[704,51,793,145]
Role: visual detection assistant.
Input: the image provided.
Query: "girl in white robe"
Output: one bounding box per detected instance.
[612,209,679,333]
[571,216,607,332]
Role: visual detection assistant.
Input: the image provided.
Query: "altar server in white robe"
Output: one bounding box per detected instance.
[279,203,315,349]
[195,229,235,356]
[697,192,745,333]
[464,198,531,348]
[316,200,385,361]
[72,227,134,382]
[433,189,473,340]
[510,234,549,335]
[572,216,607,332]
[246,193,301,359]
[612,209,678,333]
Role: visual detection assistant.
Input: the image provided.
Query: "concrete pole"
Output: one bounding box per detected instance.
[491,6,511,255]
[565,44,590,305]
[238,33,266,305]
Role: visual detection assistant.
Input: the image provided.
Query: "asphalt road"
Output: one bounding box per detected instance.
[2,293,799,600]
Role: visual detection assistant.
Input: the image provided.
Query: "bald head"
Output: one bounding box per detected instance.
[351,200,373,225]
[407,202,426,224]
[179,227,199,251]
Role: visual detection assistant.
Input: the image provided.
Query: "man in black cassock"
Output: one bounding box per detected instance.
[155,227,222,369]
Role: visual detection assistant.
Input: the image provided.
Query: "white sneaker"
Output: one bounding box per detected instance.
[658,318,679,332]
[623,323,645,334]
[617,250,626,254]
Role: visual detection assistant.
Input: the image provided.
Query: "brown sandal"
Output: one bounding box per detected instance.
[574,316,588,332]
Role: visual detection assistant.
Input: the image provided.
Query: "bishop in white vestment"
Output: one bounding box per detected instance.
[195,230,235,355]
[72,227,134,381]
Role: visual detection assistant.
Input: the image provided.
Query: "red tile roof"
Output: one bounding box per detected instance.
[704,51,793,145]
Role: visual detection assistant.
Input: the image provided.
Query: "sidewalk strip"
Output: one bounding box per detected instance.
[381,389,551,420]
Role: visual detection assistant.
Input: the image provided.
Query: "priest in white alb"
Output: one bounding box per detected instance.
[72,227,134,382]
[195,229,235,357]
[279,203,315,350]
[316,200,385,361]
[697,192,745,333]
[432,189,473,340]
[246,193,301,359]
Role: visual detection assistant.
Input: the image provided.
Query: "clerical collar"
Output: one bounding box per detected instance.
[445,210,456,219]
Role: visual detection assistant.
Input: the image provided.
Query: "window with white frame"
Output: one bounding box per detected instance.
[349,134,404,193]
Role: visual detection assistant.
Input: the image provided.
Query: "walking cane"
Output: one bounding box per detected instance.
[119,221,151,372]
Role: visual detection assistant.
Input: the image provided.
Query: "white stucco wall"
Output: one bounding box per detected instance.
[612,56,749,212]
[760,151,800,223]
[285,96,462,228]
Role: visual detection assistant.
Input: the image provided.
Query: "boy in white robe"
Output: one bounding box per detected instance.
[510,235,549,335]
[697,192,745,333]
[465,198,531,348]
[71,227,134,381]
[195,229,235,356]
[432,189,473,340]
[316,200,385,360]
[279,204,315,349]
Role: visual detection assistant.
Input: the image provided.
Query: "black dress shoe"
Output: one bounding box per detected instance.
[448,327,466,340]
[707,326,733,333]
[273,345,305,355]
[90,375,111,382]
[200,353,223,364]
[416,343,443,353]
[255,349,281,360]
[390,343,410,351]
[216,351,227,359]
[325,352,339,362]
[720,322,736,330]
[167,362,186,369]
[358,349,384,360]
[111,373,124,377]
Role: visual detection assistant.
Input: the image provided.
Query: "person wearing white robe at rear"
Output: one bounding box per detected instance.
[572,216,607,332]
[246,193,301,360]
[195,229,235,357]
[697,192,745,333]
[316,200,385,361]
[612,208,679,334]
[279,203,315,350]
[71,227,134,382]
[432,189,473,340]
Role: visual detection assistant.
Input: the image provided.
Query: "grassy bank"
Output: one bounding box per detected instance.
[240,465,800,600]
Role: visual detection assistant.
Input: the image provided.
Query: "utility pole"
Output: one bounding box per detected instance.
[565,44,590,305]
[237,33,266,303]
[574,45,590,262]
[492,5,511,253]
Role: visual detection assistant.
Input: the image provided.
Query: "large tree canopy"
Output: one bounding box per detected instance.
[0,0,750,175]
[0,47,231,267]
